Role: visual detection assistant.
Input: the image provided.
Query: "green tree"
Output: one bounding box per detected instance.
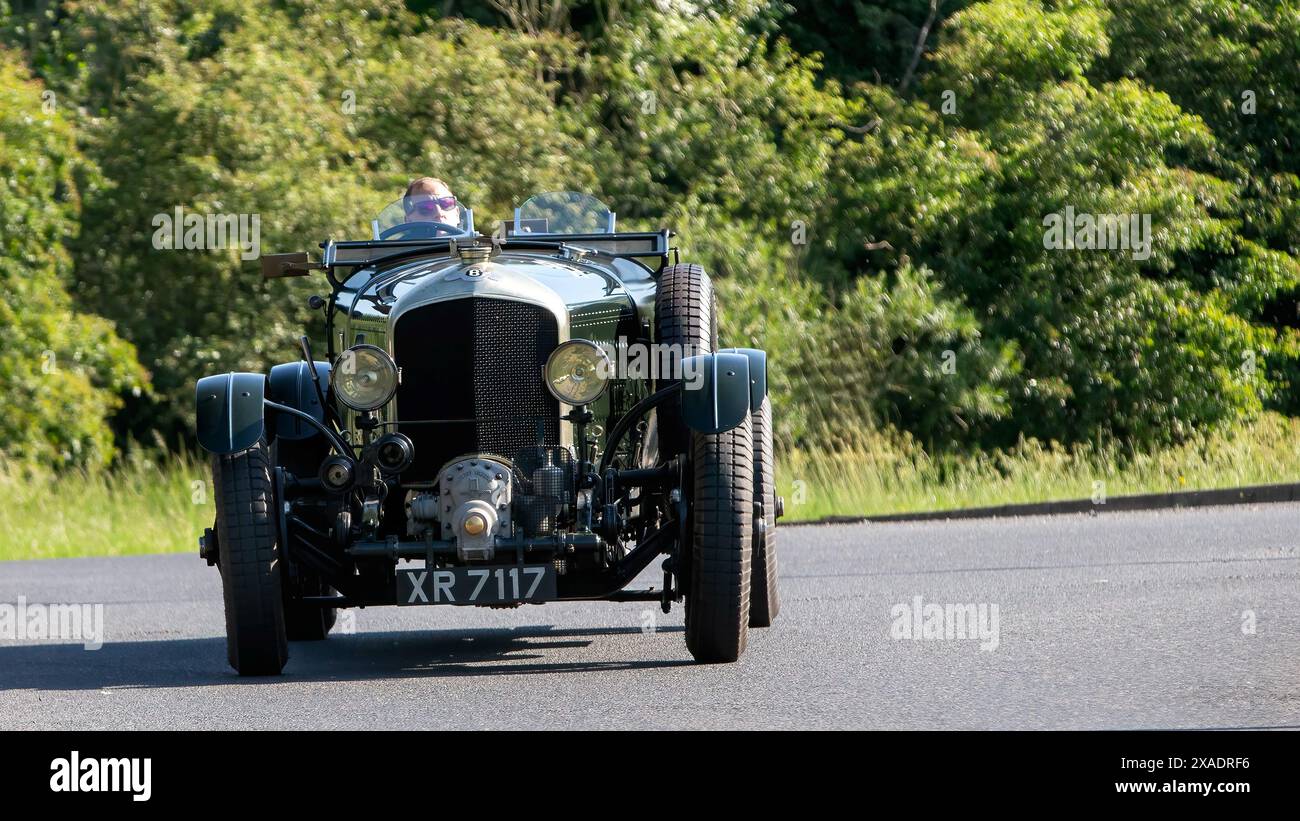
[770,0,976,88]
[1096,0,1300,409]
[860,0,1284,447]
[0,49,146,469]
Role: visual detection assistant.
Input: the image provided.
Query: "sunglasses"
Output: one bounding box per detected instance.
[407,196,457,213]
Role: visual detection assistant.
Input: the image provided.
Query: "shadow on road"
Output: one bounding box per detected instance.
[0,624,691,691]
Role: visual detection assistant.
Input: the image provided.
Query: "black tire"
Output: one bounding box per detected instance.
[749,397,780,627]
[655,263,717,457]
[213,439,289,675]
[684,414,753,663]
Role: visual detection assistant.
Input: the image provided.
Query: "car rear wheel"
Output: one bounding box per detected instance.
[749,396,780,627]
[684,415,753,663]
[213,438,289,675]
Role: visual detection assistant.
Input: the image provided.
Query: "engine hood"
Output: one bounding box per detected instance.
[337,250,651,347]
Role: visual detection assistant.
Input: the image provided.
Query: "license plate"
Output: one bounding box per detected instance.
[396,564,557,606]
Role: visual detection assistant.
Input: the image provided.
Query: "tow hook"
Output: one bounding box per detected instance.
[199,527,219,567]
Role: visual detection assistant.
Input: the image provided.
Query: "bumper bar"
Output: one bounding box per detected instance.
[346,532,606,561]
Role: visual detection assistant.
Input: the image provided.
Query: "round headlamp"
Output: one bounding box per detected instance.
[333,344,398,411]
[544,339,612,406]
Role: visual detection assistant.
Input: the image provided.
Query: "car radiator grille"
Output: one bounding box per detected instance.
[393,297,561,482]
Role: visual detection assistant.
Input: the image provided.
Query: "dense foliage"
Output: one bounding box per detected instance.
[0,0,1296,467]
[0,48,145,468]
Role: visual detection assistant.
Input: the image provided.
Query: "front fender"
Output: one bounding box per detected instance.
[720,347,768,410]
[680,352,752,435]
[195,372,266,454]
[268,361,331,440]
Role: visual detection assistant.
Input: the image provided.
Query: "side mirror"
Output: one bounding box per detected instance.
[260,252,314,279]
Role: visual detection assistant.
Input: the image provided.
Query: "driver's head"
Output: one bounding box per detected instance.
[403,177,459,225]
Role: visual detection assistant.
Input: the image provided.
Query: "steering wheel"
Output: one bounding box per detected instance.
[379,221,465,240]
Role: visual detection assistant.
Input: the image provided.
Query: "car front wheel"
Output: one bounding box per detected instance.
[684,415,754,663]
[213,438,289,675]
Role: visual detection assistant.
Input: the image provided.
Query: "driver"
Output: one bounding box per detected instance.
[403,177,460,225]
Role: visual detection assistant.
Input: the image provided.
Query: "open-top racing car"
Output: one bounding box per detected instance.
[195,191,780,675]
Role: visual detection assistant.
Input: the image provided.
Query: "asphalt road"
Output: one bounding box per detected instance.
[2,503,1298,730]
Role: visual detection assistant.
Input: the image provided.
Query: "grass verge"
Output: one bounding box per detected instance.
[0,448,215,561]
[778,411,1300,520]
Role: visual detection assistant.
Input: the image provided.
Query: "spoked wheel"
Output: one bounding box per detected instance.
[213,438,289,675]
[749,396,780,627]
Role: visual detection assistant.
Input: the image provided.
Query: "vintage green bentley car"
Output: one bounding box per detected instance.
[195,191,780,675]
